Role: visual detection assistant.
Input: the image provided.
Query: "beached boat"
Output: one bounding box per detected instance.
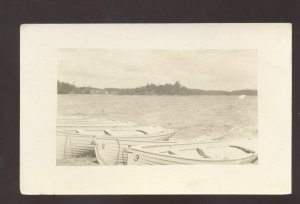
[57,115,115,124]
[57,121,138,131]
[57,116,128,124]
[93,128,176,165]
[57,117,138,131]
[57,126,176,160]
[127,137,258,165]
[56,131,96,159]
[94,134,224,166]
[57,115,137,123]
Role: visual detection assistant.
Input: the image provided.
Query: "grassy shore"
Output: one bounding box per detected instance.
[57,156,99,166]
[57,155,258,166]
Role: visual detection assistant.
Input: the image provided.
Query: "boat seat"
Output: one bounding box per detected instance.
[159,150,176,155]
[136,130,149,134]
[167,151,176,155]
[196,148,210,158]
[104,129,114,136]
[75,129,85,134]
[230,145,255,154]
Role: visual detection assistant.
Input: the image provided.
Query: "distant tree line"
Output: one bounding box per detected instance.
[57,81,105,94]
[57,81,257,95]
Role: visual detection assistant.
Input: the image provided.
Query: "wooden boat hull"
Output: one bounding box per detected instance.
[56,116,139,159]
[56,131,96,159]
[57,116,138,131]
[94,129,176,165]
[127,137,258,165]
[57,128,176,160]
[56,122,138,131]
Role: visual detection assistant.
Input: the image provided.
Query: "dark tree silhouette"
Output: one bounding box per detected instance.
[58,81,257,96]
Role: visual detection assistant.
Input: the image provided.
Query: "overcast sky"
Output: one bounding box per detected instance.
[58,49,257,91]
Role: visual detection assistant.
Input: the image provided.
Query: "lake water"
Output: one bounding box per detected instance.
[57,95,257,140]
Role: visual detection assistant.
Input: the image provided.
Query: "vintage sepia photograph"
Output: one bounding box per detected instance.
[56,49,258,166]
[20,24,291,194]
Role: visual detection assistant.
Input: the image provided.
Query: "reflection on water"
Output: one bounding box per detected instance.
[57,95,257,140]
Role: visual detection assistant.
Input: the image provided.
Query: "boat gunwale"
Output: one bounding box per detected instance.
[128,141,258,163]
[128,148,258,163]
[57,129,176,140]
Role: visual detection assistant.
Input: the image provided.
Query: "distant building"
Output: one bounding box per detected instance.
[90,88,106,94]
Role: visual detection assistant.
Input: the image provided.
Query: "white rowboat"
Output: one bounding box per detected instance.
[94,134,224,166]
[56,131,96,159]
[57,116,138,129]
[56,122,138,131]
[57,127,176,160]
[93,128,176,165]
[127,137,258,165]
[57,119,138,131]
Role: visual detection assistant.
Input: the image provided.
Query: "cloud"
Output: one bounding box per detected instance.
[58,49,257,90]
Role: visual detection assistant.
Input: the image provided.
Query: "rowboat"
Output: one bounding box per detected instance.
[56,131,96,159]
[57,126,176,160]
[127,137,258,165]
[94,133,223,166]
[93,128,176,165]
[57,117,138,131]
[57,115,113,123]
[57,121,138,131]
[57,116,133,124]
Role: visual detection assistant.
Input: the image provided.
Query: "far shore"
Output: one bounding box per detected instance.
[58,80,257,96]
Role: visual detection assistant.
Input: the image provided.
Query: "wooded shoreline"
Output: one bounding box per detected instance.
[58,81,257,96]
